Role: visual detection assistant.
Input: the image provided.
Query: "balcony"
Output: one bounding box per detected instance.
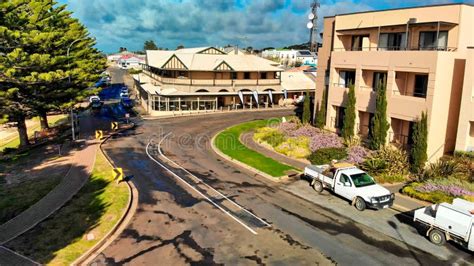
[142,70,280,87]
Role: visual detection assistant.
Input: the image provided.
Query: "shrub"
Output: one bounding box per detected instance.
[422,159,460,180]
[454,150,474,159]
[308,147,348,165]
[402,184,455,204]
[362,146,409,176]
[278,122,299,136]
[309,132,344,152]
[275,137,311,159]
[375,173,407,184]
[410,112,428,173]
[347,145,371,164]
[254,127,286,147]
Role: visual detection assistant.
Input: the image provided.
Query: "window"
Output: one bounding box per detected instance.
[339,70,356,87]
[336,106,345,130]
[419,31,448,50]
[231,72,237,79]
[339,174,351,185]
[350,173,376,188]
[244,72,250,79]
[414,74,428,98]
[260,72,267,79]
[372,72,387,91]
[378,33,406,50]
[351,35,368,51]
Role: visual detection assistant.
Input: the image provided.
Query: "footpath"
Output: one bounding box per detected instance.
[0,113,99,265]
[239,132,430,212]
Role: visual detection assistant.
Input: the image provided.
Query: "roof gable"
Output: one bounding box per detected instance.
[161,55,188,70]
[214,61,234,71]
[198,47,226,55]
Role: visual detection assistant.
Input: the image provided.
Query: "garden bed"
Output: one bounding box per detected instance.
[214,119,296,178]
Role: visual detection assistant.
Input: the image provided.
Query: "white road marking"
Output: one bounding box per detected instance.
[145,138,263,235]
[0,246,40,265]
[158,132,271,227]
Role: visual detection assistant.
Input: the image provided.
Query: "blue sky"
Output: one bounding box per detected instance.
[56,0,471,53]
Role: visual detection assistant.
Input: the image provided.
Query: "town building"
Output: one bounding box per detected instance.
[117,54,145,69]
[262,49,318,66]
[133,47,314,116]
[315,3,474,161]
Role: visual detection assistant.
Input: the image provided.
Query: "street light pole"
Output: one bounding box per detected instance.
[67,38,84,141]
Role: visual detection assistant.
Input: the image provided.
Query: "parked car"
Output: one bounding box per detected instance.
[304,162,394,211]
[90,98,103,109]
[121,97,133,108]
[414,198,474,251]
[89,95,101,103]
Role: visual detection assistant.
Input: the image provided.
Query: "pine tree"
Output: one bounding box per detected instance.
[144,40,158,51]
[0,0,106,146]
[315,88,327,128]
[302,90,311,124]
[410,111,428,173]
[370,78,390,150]
[342,83,356,142]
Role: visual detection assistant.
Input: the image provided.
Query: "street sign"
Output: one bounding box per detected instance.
[95,130,104,139]
[113,167,123,183]
[111,121,119,130]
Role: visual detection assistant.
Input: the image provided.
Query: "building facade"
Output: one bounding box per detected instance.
[262,49,318,66]
[315,3,474,161]
[134,47,314,116]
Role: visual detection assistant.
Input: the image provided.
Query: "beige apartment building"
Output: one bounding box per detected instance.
[134,47,314,115]
[315,3,474,161]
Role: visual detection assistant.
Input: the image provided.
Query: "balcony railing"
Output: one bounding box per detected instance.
[392,90,427,98]
[142,71,281,86]
[333,46,457,52]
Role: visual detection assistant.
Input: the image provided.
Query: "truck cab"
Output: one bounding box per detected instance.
[305,163,394,211]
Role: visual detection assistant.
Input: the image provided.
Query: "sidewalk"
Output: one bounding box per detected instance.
[0,140,98,245]
[240,131,429,211]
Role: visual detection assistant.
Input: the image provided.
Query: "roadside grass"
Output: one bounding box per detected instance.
[0,175,63,225]
[5,150,129,265]
[214,118,296,178]
[0,114,68,152]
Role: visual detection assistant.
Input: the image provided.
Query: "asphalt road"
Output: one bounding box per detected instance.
[88,68,472,265]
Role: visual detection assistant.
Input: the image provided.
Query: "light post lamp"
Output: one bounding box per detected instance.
[67,38,86,141]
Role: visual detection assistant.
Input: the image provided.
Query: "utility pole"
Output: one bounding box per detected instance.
[307,0,320,53]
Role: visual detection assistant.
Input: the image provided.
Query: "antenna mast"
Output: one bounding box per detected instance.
[308,0,320,52]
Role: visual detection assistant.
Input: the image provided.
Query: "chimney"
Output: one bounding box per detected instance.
[235,46,238,55]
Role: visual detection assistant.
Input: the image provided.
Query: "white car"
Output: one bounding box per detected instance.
[89,95,101,103]
[120,92,129,98]
[304,163,394,211]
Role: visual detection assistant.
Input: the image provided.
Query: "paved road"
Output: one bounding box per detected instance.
[86,109,473,265]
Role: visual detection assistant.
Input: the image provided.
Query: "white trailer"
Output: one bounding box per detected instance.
[414,198,474,251]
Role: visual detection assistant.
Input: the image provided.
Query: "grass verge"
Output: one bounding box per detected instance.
[5,150,129,265]
[214,118,296,178]
[0,115,68,152]
[0,175,62,225]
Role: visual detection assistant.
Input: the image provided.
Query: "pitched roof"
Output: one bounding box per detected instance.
[146,48,282,72]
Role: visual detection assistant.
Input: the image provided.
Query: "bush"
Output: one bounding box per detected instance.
[402,178,474,204]
[361,146,409,176]
[275,137,311,159]
[422,159,460,180]
[402,184,455,204]
[375,173,407,184]
[253,127,286,147]
[308,147,348,165]
[347,145,371,164]
[454,150,474,159]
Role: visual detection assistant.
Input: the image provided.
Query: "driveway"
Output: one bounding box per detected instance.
[87,110,471,265]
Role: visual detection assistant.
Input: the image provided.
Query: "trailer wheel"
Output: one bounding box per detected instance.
[312,180,323,193]
[429,229,446,246]
[354,197,366,211]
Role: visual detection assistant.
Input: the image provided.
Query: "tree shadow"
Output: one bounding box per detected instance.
[3,162,110,264]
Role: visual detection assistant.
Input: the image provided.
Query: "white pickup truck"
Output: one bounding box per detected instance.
[304,163,394,211]
[414,198,474,251]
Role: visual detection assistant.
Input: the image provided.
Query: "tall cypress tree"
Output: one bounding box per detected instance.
[342,83,356,142]
[370,78,390,150]
[302,89,311,124]
[315,88,327,128]
[0,1,106,146]
[410,111,428,173]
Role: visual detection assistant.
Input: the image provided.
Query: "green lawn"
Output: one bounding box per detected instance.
[0,114,68,152]
[214,119,296,178]
[6,150,130,265]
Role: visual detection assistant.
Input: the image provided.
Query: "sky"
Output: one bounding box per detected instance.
[56,0,472,54]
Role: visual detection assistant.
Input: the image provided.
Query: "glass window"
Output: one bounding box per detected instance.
[260,72,267,79]
[350,173,376,188]
[419,31,448,50]
[372,72,387,91]
[339,70,356,87]
[339,174,351,185]
[414,74,428,98]
[244,72,250,79]
[351,35,368,51]
[231,72,237,79]
[378,33,406,50]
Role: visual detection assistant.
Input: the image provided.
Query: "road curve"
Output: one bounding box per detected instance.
[89,110,465,265]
